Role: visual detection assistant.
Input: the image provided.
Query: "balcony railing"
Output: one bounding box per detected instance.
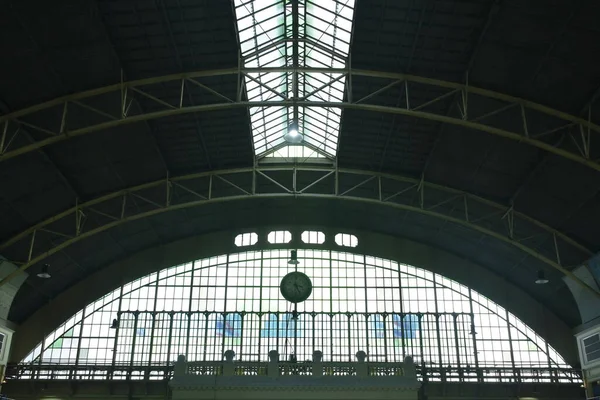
[421,365,582,384]
[5,350,581,384]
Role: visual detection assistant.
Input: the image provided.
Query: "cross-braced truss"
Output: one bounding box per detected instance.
[0,165,596,297]
[0,68,599,170]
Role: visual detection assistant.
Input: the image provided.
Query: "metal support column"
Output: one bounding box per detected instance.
[109,284,124,379]
[72,306,88,379]
[128,312,140,380]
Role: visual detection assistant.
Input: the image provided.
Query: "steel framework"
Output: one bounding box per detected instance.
[0,68,598,169]
[0,166,596,296]
[21,307,572,376]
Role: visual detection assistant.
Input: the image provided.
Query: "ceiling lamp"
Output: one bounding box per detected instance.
[288,250,299,265]
[37,264,51,279]
[535,270,549,285]
[283,121,303,144]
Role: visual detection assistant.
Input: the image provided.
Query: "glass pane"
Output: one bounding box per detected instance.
[23,247,572,381]
[233,0,356,160]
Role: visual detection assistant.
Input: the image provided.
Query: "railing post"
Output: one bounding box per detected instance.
[268,350,279,378]
[223,350,235,376]
[174,355,187,377]
[356,351,367,377]
[313,350,323,377]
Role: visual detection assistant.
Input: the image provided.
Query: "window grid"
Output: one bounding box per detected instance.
[301,230,325,244]
[25,250,570,373]
[334,233,358,248]
[235,233,259,247]
[267,230,292,244]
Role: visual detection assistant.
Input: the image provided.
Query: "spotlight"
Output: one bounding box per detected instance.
[37,264,51,279]
[535,270,549,285]
[283,121,303,144]
[288,250,299,265]
[110,319,119,329]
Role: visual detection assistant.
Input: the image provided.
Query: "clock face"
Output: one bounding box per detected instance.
[280,271,312,303]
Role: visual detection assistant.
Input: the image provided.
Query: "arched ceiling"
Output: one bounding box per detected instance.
[2,0,600,330]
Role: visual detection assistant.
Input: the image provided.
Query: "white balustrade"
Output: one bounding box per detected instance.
[171,349,420,399]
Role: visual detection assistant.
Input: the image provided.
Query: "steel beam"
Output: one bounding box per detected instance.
[0,166,595,297]
[3,98,600,173]
[0,68,599,170]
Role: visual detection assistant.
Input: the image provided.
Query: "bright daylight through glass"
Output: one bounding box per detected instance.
[24,249,570,381]
[234,0,355,160]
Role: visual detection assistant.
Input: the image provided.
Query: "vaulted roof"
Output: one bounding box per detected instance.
[2,0,600,329]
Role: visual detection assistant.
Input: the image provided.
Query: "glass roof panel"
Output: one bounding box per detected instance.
[234,0,355,160]
[264,144,324,158]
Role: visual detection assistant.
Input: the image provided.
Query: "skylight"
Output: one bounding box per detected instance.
[234,0,355,160]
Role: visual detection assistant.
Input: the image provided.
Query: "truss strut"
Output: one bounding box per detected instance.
[0,166,595,298]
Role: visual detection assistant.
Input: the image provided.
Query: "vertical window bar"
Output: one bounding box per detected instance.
[185,260,196,359]
[276,313,280,358]
[166,312,175,376]
[147,277,161,370]
[73,306,87,371]
[546,337,553,370]
[110,284,124,378]
[329,313,333,362]
[468,287,479,370]
[433,275,443,368]
[398,270,406,359]
[258,251,264,359]
[505,308,517,375]
[240,313,245,360]
[365,314,370,361]
[383,314,388,363]
[202,312,210,362]
[418,314,425,373]
[347,314,352,362]
[128,312,139,379]
[222,255,231,358]
[453,314,461,374]
[329,251,333,315]
[311,312,316,358]
[363,255,368,313]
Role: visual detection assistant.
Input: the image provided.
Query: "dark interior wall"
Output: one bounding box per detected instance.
[9,227,578,366]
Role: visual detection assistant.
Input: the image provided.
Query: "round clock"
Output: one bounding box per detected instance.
[280,271,313,303]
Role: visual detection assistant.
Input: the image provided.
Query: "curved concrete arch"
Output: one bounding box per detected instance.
[9,228,578,367]
[0,68,598,172]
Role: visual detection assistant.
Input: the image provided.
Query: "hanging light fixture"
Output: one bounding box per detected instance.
[37,264,51,279]
[535,270,549,285]
[283,120,303,144]
[288,250,299,265]
[110,318,119,329]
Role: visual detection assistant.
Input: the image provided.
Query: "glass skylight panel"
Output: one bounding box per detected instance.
[234,0,355,160]
[265,145,322,158]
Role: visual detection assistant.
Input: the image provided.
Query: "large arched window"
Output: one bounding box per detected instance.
[23,249,569,372]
